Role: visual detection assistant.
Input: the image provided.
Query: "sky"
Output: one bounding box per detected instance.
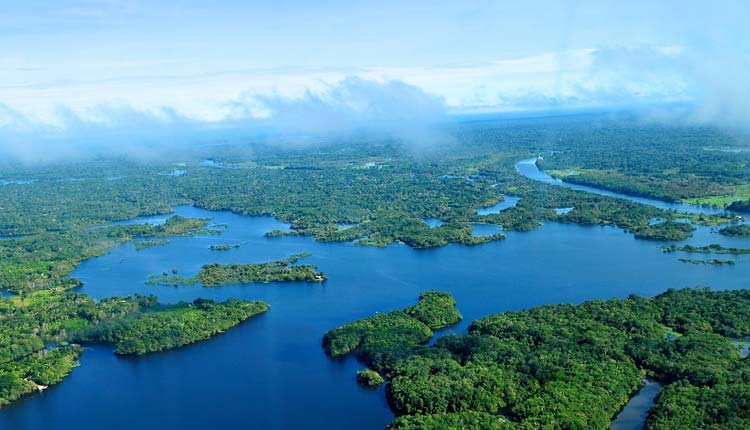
[0,0,748,157]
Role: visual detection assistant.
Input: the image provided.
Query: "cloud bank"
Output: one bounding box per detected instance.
[1,42,748,162]
[0,77,450,162]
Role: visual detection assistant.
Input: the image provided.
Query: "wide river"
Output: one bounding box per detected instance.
[1,168,748,429]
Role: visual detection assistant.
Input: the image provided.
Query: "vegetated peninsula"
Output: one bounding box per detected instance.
[719,224,750,237]
[323,288,750,430]
[0,291,267,407]
[76,298,269,354]
[0,214,217,293]
[632,221,695,241]
[147,253,327,286]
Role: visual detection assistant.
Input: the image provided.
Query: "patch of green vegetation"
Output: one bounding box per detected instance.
[647,380,750,430]
[404,291,462,330]
[147,254,326,286]
[546,168,581,178]
[662,243,750,255]
[728,199,750,213]
[324,288,750,430]
[356,368,384,387]
[634,221,695,241]
[134,239,170,251]
[389,411,511,430]
[0,215,214,293]
[76,299,269,355]
[0,290,267,407]
[209,244,234,251]
[719,224,750,237]
[537,122,750,202]
[683,185,750,208]
[0,346,81,407]
[678,258,735,266]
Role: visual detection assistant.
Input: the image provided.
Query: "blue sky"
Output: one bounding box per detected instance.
[0,1,748,136]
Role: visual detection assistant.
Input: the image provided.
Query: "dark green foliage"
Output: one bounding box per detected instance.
[325,289,750,430]
[147,254,326,286]
[719,224,750,237]
[322,311,433,372]
[656,288,750,337]
[209,244,239,251]
[663,243,750,254]
[633,221,695,241]
[647,379,750,430]
[0,290,268,407]
[404,291,462,329]
[322,292,463,372]
[356,368,385,387]
[388,411,512,430]
[134,239,170,251]
[0,215,212,293]
[77,299,269,355]
[678,258,735,265]
[727,199,750,213]
[0,346,81,407]
[537,123,750,202]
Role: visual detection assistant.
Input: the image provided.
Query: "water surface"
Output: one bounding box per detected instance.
[1,205,748,430]
[610,380,662,430]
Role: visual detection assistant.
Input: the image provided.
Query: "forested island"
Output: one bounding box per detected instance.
[678,258,736,265]
[0,291,267,406]
[147,254,326,286]
[324,288,750,430]
[663,243,750,255]
[209,243,241,251]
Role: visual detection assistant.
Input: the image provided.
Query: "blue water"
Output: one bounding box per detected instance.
[476,195,521,215]
[515,158,729,216]
[1,204,749,430]
[610,380,663,430]
[423,217,444,228]
[470,223,504,237]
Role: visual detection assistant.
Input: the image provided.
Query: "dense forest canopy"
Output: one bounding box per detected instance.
[323,289,750,430]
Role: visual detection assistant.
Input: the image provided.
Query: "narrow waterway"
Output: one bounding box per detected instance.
[515,158,729,215]
[610,380,663,430]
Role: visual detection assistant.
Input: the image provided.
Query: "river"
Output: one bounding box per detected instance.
[1,194,748,428]
[515,158,730,216]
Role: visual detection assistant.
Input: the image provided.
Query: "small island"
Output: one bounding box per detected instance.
[147,253,327,286]
[662,243,750,255]
[209,244,240,251]
[678,258,736,266]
